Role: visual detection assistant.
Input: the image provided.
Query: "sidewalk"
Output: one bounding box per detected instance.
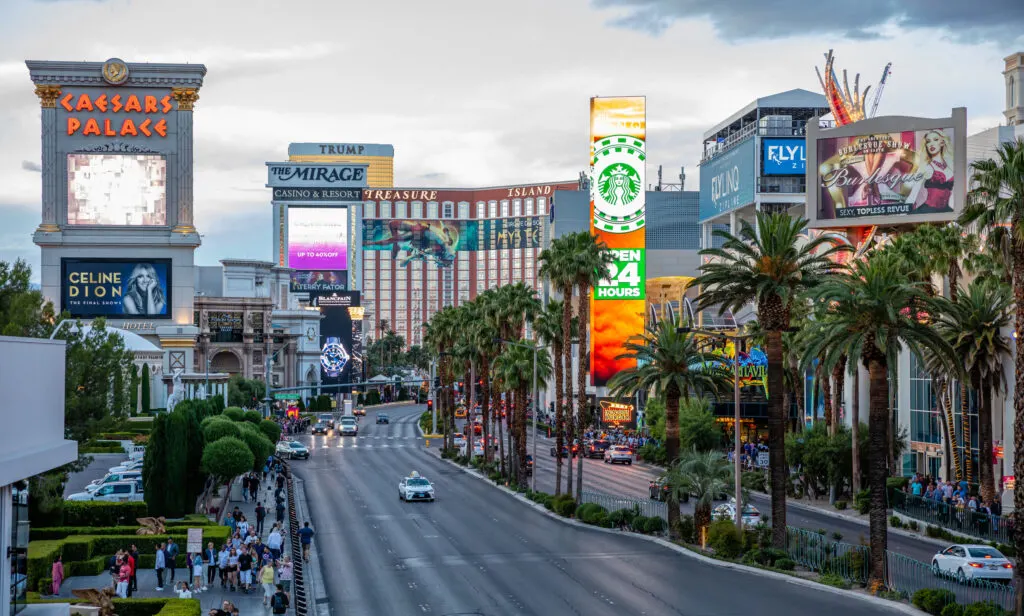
[55,475,294,614]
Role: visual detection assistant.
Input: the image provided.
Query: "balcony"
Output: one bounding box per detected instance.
[758,177,806,194]
[702,119,833,162]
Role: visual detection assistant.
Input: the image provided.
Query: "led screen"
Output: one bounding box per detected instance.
[61,258,172,319]
[287,207,348,270]
[67,154,167,225]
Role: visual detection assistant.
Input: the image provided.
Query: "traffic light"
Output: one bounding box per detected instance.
[427,400,433,411]
[433,376,441,389]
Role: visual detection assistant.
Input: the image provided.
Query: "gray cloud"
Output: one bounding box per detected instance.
[21,160,41,172]
[593,0,1024,42]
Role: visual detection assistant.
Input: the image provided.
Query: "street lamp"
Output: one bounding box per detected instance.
[49,319,79,340]
[495,337,546,492]
[678,326,755,530]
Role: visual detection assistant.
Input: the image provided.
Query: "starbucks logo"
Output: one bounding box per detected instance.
[591,136,646,233]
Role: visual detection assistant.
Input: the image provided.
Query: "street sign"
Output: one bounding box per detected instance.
[756,451,770,468]
[273,392,300,400]
[186,528,203,553]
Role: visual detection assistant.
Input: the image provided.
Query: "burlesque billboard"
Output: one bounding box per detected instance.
[61,258,172,319]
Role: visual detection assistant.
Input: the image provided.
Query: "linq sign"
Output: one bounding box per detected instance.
[60,91,173,138]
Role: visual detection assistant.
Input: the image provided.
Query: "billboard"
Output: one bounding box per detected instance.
[67,154,167,226]
[287,206,348,270]
[698,137,755,222]
[290,270,347,293]
[362,219,478,268]
[598,398,637,430]
[806,108,967,228]
[266,163,367,188]
[481,217,542,249]
[61,258,172,319]
[762,138,807,176]
[589,96,647,387]
[313,292,361,388]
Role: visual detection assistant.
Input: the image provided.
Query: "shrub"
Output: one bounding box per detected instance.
[818,573,850,589]
[907,520,919,531]
[742,470,767,493]
[236,424,275,470]
[912,589,957,615]
[889,515,902,528]
[834,501,848,510]
[672,514,695,542]
[994,542,1016,557]
[202,417,241,443]
[242,410,263,425]
[63,502,149,527]
[201,437,254,479]
[854,489,871,514]
[552,494,577,518]
[886,476,910,492]
[223,407,245,422]
[832,531,843,541]
[962,602,1004,616]
[940,605,965,616]
[608,508,637,529]
[926,525,944,538]
[633,516,665,534]
[775,558,795,571]
[707,519,743,558]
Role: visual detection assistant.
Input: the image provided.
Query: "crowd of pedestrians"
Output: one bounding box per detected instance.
[896,473,1011,538]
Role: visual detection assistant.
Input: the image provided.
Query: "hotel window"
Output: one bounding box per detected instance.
[488,200,498,218]
[458,290,470,303]
[525,198,534,216]
[394,280,407,292]
[380,201,392,218]
[364,201,376,218]
[909,353,941,445]
[427,278,438,291]
[476,201,486,218]
[427,201,438,218]
[458,269,469,282]
[501,200,509,217]
[379,268,391,280]
[380,288,391,301]
[443,201,454,218]
[537,197,546,216]
[513,199,522,216]
[477,270,487,282]
[363,289,375,301]
[396,300,407,312]
[412,201,423,218]
[458,201,470,219]
[395,201,407,218]
[428,291,439,303]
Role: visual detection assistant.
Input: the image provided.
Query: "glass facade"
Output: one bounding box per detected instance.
[909,353,941,445]
[11,483,28,615]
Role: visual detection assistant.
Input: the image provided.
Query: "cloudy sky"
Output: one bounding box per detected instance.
[1,0,1022,280]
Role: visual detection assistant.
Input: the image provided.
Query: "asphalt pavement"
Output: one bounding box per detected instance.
[288,404,908,616]
[64,453,128,497]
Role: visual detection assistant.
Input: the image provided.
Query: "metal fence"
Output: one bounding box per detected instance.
[786,527,870,584]
[890,491,1012,545]
[580,490,668,521]
[885,551,1014,611]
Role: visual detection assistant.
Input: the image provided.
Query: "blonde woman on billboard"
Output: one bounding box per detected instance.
[911,129,954,214]
[123,263,166,315]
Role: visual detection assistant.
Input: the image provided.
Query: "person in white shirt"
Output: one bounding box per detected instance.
[176,581,192,599]
[267,528,283,561]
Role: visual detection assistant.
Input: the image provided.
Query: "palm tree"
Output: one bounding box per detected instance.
[806,250,953,586]
[534,299,567,494]
[494,283,541,472]
[664,449,734,541]
[608,315,730,538]
[925,223,976,302]
[935,279,1012,504]
[540,235,579,496]
[494,341,552,489]
[424,307,460,450]
[470,291,502,465]
[694,212,847,548]
[404,345,431,374]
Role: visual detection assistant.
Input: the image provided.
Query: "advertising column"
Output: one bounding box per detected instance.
[589,97,646,387]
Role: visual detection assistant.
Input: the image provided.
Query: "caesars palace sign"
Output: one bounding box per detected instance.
[60,91,174,137]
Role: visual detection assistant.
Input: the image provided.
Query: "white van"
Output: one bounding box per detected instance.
[68,481,143,502]
[87,471,142,493]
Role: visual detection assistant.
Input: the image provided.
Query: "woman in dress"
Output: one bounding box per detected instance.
[913,130,955,214]
[277,556,293,593]
[192,552,204,592]
[50,555,64,596]
[122,263,166,315]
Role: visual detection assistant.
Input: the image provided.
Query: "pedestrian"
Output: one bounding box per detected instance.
[108,551,123,590]
[116,557,131,598]
[271,584,289,616]
[241,475,250,503]
[267,526,283,561]
[298,522,314,562]
[125,546,136,597]
[255,501,267,535]
[217,544,230,588]
[275,499,286,524]
[277,557,292,593]
[50,555,64,597]
[192,552,205,592]
[238,546,253,592]
[176,581,192,599]
[205,542,218,588]
[227,548,239,592]
[249,474,259,502]
[276,473,285,492]
[237,515,249,537]
[262,461,270,481]
[155,543,166,591]
[259,560,276,606]
[166,538,179,582]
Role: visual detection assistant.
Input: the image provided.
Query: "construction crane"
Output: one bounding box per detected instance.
[869,62,892,118]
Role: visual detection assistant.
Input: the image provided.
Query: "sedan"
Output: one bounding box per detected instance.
[603,445,633,465]
[311,422,329,435]
[399,476,435,502]
[550,446,570,458]
[932,544,1013,583]
[712,500,761,526]
[353,407,366,417]
[108,460,144,473]
[276,440,310,460]
[376,414,390,424]
[584,440,611,459]
[453,433,467,448]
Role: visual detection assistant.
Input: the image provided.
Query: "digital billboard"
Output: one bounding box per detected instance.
[287,206,348,270]
[599,398,637,430]
[589,96,647,387]
[480,217,542,249]
[698,137,755,222]
[290,270,347,293]
[313,292,360,389]
[762,139,806,176]
[362,219,478,268]
[67,154,167,225]
[61,258,172,319]
[816,128,957,221]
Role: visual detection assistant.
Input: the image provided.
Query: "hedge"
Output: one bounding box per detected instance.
[25,597,199,616]
[31,516,215,540]
[80,446,125,454]
[63,502,149,526]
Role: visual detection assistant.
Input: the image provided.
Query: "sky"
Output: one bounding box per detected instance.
[1,0,1022,280]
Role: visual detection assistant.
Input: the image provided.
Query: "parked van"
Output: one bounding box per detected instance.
[87,471,142,493]
[68,481,143,502]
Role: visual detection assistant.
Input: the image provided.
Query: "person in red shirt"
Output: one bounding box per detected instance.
[125,548,136,598]
[115,557,131,598]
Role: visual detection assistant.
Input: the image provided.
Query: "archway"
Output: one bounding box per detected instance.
[211,350,242,375]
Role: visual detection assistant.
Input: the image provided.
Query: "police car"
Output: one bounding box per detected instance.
[398,471,436,502]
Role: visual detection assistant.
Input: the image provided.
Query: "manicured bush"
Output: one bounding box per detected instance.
[818,573,850,589]
[707,519,743,558]
[742,547,790,567]
[907,520,919,531]
[201,437,255,479]
[259,419,282,443]
[854,489,870,514]
[156,599,202,616]
[80,446,125,454]
[889,515,902,528]
[834,501,848,510]
[202,417,240,443]
[223,407,245,422]
[633,516,666,534]
[63,502,149,527]
[962,602,1004,616]
[912,589,958,615]
[237,423,275,470]
[551,494,577,517]
[242,410,263,425]
[940,605,965,616]
[608,508,638,530]
[926,524,944,538]
[775,558,795,571]
[576,503,609,525]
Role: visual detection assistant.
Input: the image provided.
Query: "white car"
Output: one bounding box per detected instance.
[453,433,467,448]
[108,460,144,473]
[459,441,484,457]
[275,440,310,460]
[69,481,143,502]
[603,445,633,465]
[87,471,142,493]
[931,544,1013,583]
[712,499,761,526]
[398,475,435,502]
[339,417,358,436]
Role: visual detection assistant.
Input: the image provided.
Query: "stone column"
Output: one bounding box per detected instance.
[170,87,200,233]
[35,85,62,232]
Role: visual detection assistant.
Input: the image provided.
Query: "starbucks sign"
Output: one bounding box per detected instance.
[591,136,646,233]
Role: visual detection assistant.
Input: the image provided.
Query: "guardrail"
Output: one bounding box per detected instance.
[786,527,869,584]
[885,551,1014,611]
[579,490,668,521]
[890,491,1012,545]
[281,459,307,616]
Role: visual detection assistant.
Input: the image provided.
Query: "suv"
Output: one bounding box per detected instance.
[311,422,328,435]
[318,413,335,429]
[87,471,142,493]
[648,477,688,503]
[583,440,611,459]
[339,416,358,436]
[69,481,143,502]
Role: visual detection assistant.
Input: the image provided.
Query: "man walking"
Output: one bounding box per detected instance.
[155,543,166,591]
[205,542,218,588]
[166,538,179,583]
[128,544,139,595]
[241,475,250,503]
[275,498,286,525]
[267,525,283,562]
[255,502,267,536]
[298,522,314,563]
[271,584,289,616]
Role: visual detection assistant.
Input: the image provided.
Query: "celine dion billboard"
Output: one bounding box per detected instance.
[806,108,967,229]
[61,258,172,319]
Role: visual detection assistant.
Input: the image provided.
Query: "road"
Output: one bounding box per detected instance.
[289,404,906,616]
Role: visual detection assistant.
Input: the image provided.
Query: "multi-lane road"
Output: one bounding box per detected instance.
[289,404,906,616]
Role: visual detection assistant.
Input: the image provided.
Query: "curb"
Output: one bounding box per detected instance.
[290,476,329,616]
[435,455,920,616]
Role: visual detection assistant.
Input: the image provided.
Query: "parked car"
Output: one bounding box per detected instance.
[108,459,144,473]
[932,544,1014,583]
[69,481,143,502]
[712,500,761,526]
[87,471,142,493]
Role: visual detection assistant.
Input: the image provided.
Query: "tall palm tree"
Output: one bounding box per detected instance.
[494,283,541,472]
[566,232,614,502]
[925,223,976,302]
[540,235,580,496]
[935,279,1013,504]
[664,449,734,540]
[534,299,566,494]
[694,212,847,548]
[471,291,502,465]
[424,307,460,450]
[806,250,953,585]
[608,315,730,539]
[494,341,552,489]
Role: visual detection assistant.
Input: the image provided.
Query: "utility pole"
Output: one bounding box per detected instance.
[430,361,437,434]
[531,342,538,492]
[468,363,476,464]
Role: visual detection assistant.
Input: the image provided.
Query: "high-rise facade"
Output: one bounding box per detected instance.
[288,142,394,187]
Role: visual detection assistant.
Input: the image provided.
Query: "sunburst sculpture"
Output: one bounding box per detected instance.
[136,517,166,535]
[72,588,116,616]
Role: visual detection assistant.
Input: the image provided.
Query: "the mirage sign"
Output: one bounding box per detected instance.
[266,162,368,188]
